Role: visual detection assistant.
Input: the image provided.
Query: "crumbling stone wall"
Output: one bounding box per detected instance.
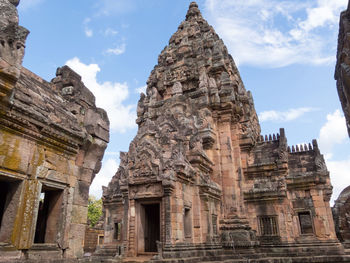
[335,1,350,136]
[0,0,109,262]
[84,227,104,254]
[333,186,350,247]
[333,0,350,250]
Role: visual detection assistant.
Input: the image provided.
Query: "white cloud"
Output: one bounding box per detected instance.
[95,0,135,17]
[327,158,350,204]
[18,0,44,10]
[90,158,119,198]
[83,18,93,38]
[106,43,126,55]
[318,110,348,158]
[300,0,347,32]
[135,85,146,94]
[259,107,315,122]
[204,0,347,67]
[316,110,350,204]
[104,28,118,36]
[66,57,136,132]
[85,28,93,37]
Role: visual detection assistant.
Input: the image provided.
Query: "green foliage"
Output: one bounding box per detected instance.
[88,195,103,227]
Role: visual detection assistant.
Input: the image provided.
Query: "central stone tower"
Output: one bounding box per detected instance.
[102,2,341,261]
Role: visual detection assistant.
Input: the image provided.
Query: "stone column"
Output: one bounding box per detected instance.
[200,193,209,243]
[127,199,136,257]
[12,179,41,249]
[163,184,174,246]
[122,188,129,255]
[192,187,202,243]
[217,113,237,216]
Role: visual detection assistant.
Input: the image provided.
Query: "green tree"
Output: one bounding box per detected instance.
[87,195,103,227]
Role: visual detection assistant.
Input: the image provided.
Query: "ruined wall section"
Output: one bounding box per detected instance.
[0,0,28,100]
[333,1,350,249]
[335,2,350,136]
[333,186,350,247]
[0,0,109,261]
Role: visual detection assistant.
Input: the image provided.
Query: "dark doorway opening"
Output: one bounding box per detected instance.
[0,178,22,242]
[114,222,121,240]
[34,186,63,243]
[0,181,9,229]
[142,203,160,252]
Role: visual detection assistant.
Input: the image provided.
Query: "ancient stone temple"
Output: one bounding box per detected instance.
[0,0,109,262]
[101,2,349,262]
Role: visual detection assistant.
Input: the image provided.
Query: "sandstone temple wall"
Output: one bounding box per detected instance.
[0,0,109,262]
[333,0,350,250]
[336,1,350,136]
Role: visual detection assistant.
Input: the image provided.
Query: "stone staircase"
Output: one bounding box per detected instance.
[81,243,350,263]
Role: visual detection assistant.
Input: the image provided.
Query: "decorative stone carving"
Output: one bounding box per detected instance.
[0,0,29,99]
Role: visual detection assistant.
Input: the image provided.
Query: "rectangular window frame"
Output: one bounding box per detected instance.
[258,215,279,237]
[298,211,314,235]
[113,221,122,241]
[184,207,192,239]
[212,214,218,236]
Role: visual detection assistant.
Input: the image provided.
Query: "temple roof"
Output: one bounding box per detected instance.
[145,1,244,99]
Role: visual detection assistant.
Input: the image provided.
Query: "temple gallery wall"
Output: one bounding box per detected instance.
[1,0,350,263]
[0,0,109,261]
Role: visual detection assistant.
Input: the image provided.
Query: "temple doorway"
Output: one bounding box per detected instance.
[34,185,63,243]
[0,178,22,243]
[138,202,160,254]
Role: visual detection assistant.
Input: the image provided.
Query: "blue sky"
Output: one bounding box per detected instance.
[18,0,349,204]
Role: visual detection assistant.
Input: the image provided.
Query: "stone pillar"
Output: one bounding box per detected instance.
[217,113,237,216]
[192,187,202,243]
[311,188,337,240]
[122,188,129,255]
[127,199,136,257]
[163,184,174,246]
[200,193,209,243]
[12,179,41,249]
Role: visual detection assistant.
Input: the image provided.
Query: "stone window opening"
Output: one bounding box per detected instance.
[98,234,104,245]
[212,214,218,236]
[298,211,314,235]
[0,178,22,243]
[114,222,121,241]
[184,207,192,239]
[258,216,279,236]
[34,185,63,243]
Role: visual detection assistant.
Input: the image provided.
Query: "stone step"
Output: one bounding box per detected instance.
[123,255,153,263]
[79,258,121,263]
[150,256,203,263]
